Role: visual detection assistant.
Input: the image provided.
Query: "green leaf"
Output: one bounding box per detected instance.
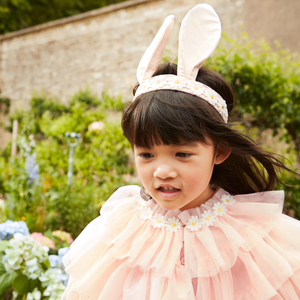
[41,259,50,270]
[0,272,17,294]
[0,261,6,276]
[12,275,40,295]
[12,274,29,295]
[28,278,40,293]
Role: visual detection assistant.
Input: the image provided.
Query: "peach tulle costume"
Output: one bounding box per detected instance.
[62,185,300,300]
[62,4,300,299]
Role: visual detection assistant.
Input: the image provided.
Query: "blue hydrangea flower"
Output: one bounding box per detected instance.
[58,247,70,260]
[25,153,40,184]
[0,220,30,240]
[48,247,70,286]
[48,255,61,268]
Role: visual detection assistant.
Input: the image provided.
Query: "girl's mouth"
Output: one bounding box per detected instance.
[157,187,181,198]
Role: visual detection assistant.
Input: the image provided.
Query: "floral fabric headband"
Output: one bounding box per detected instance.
[133,4,228,123]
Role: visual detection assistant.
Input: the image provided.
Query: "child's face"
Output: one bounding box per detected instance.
[134,140,229,211]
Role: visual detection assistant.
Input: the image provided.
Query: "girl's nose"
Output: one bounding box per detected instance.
[153,165,177,179]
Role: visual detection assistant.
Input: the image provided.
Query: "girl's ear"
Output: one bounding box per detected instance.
[214,147,231,165]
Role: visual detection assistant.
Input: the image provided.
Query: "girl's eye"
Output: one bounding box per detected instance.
[176,152,191,158]
[139,153,154,159]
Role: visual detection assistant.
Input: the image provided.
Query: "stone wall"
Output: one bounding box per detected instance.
[0,0,244,110]
[0,0,299,147]
[244,0,300,53]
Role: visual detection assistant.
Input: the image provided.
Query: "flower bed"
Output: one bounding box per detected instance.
[0,220,71,300]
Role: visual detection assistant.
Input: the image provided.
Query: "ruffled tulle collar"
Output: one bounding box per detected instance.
[62,185,300,300]
[133,187,235,232]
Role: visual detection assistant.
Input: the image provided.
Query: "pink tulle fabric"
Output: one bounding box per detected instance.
[62,185,300,300]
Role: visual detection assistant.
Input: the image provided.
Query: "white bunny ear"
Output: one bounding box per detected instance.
[137,15,175,83]
[177,4,221,80]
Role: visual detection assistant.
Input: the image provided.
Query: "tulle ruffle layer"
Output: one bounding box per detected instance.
[62,186,300,300]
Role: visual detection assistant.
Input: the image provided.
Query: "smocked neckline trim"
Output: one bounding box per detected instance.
[133,188,235,232]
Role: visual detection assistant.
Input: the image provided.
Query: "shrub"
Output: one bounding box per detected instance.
[207,33,300,219]
[0,221,70,300]
[0,89,135,238]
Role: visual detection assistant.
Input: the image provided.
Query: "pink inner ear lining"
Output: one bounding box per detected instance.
[134,4,226,123]
[177,4,222,79]
[136,15,175,83]
[136,4,221,82]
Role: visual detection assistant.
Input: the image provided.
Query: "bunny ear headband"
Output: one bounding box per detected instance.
[133,4,228,123]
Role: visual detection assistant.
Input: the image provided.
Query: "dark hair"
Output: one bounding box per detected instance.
[122,62,296,195]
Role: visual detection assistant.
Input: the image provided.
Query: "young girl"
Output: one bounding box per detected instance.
[62,4,300,300]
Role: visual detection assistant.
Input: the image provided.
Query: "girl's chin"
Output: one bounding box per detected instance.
[153,197,182,210]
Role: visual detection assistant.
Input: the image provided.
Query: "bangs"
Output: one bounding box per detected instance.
[122,90,220,149]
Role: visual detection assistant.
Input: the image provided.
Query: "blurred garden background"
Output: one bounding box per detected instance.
[0,0,300,299]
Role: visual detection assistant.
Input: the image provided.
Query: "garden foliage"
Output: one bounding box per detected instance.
[206,33,300,219]
[0,0,129,34]
[208,33,300,160]
[0,221,70,300]
[0,90,134,238]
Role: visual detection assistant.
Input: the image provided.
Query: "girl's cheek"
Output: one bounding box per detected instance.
[138,164,152,178]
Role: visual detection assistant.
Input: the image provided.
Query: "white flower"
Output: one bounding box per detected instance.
[39,268,58,284]
[12,291,18,300]
[151,214,166,228]
[139,207,153,220]
[186,216,202,231]
[42,246,50,253]
[201,210,215,226]
[26,257,39,268]
[133,196,147,211]
[25,257,43,279]
[40,269,66,300]
[3,235,48,278]
[213,202,227,216]
[3,251,22,271]
[221,194,235,205]
[13,233,25,240]
[165,217,182,232]
[43,282,65,300]
[26,288,41,300]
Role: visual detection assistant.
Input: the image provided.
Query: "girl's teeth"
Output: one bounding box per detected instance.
[161,187,178,192]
